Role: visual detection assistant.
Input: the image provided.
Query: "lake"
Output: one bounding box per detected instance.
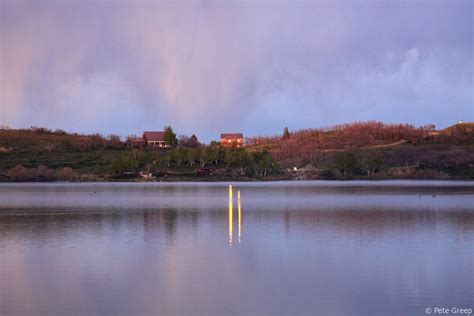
[0,181,473,315]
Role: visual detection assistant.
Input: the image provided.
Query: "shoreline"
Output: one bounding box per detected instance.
[1,176,473,184]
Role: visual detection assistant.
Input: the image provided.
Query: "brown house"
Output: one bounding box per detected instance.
[220,133,243,148]
[143,131,171,148]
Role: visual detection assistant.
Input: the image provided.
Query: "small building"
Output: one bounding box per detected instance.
[143,131,171,148]
[220,133,243,148]
[126,137,145,148]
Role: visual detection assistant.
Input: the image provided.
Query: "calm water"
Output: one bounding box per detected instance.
[0,181,473,315]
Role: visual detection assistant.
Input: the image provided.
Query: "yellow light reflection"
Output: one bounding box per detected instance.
[228,185,233,245]
[238,190,242,243]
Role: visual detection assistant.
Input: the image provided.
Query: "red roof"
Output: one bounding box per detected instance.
[143,131,165,142]
[220,133,243,139]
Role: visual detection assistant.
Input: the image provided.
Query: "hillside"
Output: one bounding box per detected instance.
[246,122,474,179]
[0,122,473,181]
[0,128,123,179]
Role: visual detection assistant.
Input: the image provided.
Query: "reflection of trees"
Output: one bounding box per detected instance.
[163,209,178,237]
[0,211,116,242]
[0,206,473,244]
[0,208,202,243]
[143,209,163,242]
[143,209,195,241]
[246,207,474,236]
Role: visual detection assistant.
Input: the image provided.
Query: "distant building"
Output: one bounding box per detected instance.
[220,133,243,148]
[143,131,171,148]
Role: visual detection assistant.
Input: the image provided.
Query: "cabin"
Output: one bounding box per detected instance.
[220,133,243,148]
[143,131,171,148]
[126,137,145,149]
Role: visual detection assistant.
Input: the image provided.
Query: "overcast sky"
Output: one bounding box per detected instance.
[0,0,472,141]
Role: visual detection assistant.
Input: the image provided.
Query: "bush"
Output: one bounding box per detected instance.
[57,167,76,181]
[7,165,36,182]
[36,164,55,181]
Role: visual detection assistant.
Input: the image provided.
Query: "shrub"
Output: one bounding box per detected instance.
[36,164,55,181]
[57,167,76,181]
[7,165,36,182]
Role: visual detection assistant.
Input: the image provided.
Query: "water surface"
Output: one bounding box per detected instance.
[0,181,473,315]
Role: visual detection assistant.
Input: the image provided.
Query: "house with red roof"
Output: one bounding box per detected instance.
[143,131,171,148]
[220,133,243,148]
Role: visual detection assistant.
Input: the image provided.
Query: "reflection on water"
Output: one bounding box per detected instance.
[229,184,233,245]
[228,185,244,245]
[238,189,242,243]
[0,181,473,315]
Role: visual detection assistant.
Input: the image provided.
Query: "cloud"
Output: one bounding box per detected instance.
[0,0,472,141]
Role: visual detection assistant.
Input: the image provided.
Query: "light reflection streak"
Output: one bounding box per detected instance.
[228,185,244,245]
[238,190,241,243]
[228,185,233,245]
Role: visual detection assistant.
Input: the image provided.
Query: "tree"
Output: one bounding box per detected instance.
[171,148,186,167]
[163,152,172,167]
[189,134,199,147]
[252,150,277,177]
[200,146,216,167]
[111,154,138,175]
[222,148,256,175]
[335,151,359,176]
[164,126,178,147]
[207,143,222,165]
[283,127,290,140]
[186,148,199,167]
[179,134,200,148]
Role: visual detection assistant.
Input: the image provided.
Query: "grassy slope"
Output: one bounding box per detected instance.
[440,122,474,134]
[247,123,474,178]
[0,129,122,174]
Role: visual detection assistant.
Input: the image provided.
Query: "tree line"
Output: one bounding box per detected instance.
[111,144,279,178]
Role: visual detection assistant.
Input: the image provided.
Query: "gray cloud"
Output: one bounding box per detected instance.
[0,0,472,141]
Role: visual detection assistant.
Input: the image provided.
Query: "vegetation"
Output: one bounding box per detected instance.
[0,121,472,181]
[163,126,178,147]
[283,127,290,140]
[111,153,139,175]
[335,151,358,176]
[7,164,76,182]
[247,121,473,179]
[0,126,280,181]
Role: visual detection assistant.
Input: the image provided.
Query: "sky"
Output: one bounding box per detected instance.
[0,0,472,142]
